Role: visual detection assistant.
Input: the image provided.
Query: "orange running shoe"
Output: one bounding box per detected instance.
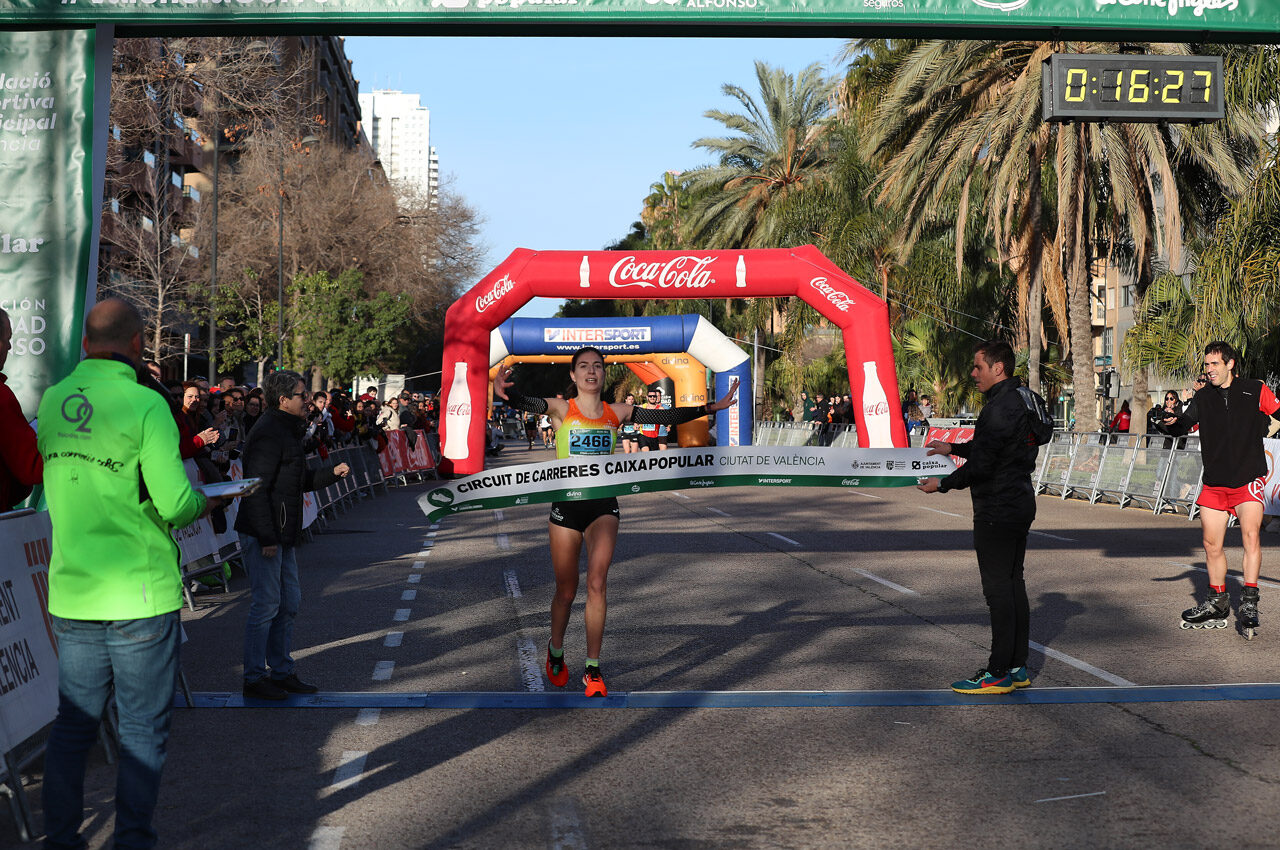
[582,666,607,697]
[545,644,569,688]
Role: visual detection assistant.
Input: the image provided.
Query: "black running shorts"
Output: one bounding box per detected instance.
[637,435,662,451]
[549,497,620,533]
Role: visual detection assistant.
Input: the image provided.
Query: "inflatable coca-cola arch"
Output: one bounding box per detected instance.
[439,246,907,476]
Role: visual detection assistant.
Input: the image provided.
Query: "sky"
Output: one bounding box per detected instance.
[341,36,849,317]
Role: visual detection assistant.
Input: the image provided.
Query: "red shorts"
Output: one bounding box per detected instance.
[1195,477,1266,516]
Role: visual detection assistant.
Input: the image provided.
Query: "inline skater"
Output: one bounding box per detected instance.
[1166,342,1280,638]
[494,347,738,696]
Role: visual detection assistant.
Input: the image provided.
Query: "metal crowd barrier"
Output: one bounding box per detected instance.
[753,423,1208,519]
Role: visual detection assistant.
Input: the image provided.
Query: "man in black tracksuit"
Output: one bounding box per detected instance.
[236,369,350,700]
[917,340,1039,694]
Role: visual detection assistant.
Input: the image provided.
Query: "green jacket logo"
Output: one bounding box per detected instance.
[61,394,93,434]
[427,488,455,507]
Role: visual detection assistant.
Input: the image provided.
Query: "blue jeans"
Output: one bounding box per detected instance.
[240,534,300,683]
[42,613,180,850]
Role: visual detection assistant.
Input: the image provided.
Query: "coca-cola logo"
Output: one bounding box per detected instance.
[864,401,889,417]
[608,255,717,290]
[809,277,854,312]
[447,402,472,417]
[475,275,515,313]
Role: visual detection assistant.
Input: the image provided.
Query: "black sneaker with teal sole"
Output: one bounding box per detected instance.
[951,668,1015,695]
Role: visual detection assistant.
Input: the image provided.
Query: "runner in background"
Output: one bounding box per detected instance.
[636,388,666,452]
[1165,342,1280,638]
[619,392,641,453]
[493,347,738,697]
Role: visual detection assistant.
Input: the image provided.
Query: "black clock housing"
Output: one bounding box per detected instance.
[1042,53,1224,124]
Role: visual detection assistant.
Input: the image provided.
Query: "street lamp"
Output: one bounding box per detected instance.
[277,134,320,367]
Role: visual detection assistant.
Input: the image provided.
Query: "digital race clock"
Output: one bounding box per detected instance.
[1042,54,1224,124]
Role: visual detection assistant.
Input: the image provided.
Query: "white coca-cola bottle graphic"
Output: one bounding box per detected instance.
[736,254,746,288]
[579,255,590,288]
[442,362,473,460]
[860,360,894,447]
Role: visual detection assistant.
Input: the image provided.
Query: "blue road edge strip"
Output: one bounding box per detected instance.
[180,683,1280,709]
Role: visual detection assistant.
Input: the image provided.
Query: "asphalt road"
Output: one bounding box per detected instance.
[9,442,1280,849]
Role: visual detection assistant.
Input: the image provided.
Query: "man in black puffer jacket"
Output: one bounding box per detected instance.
[917,340,1039,696]
[236,370,350,701]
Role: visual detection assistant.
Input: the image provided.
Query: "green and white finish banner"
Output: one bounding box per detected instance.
[0,28,105,424]
[419,446,956,521]
[0,0,1274,39]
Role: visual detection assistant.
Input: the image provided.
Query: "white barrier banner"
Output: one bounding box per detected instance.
[419,446,949,521]
[0,511,60,755]
[1262,439,1280,516]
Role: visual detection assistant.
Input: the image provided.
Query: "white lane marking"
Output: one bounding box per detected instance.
[1030,530,1077,542]
[393,609,410,622]
[706,507,730,517]
[1169,562,1280,590]
[548,798,588,850]
[671,491,691,500]
[418,550,432,559]
[407,574,422,584]
[384,631,403,648]
[496,533,511,551]
[430,523,439,530]
[848,490,883,500]
[516,637,545,692]
[308,826,346,850]
[492,510,504,521]
[412,560,425,570]
[429,529,440,536]
[372,661,395,681]
[768,532,801,546]
[355,708,381,727]
[919,506,964,518]
[1035,791,1106,804]
[401,589,417,602]
[504,570,522,599]
[1028,640,1135,687]
[331,751,368,791]
[853,568,918,596]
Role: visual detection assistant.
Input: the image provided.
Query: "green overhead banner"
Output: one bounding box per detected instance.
[0,0,1276,40]
[0,28,105,426]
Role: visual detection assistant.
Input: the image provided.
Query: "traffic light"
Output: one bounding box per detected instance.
[1096,369,1118,398]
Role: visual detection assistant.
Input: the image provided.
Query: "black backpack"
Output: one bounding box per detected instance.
[1015,386,1055,446]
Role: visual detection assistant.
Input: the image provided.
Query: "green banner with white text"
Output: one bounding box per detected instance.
[418,446,956,521]
[0,28,102,428]
[0,0,1275,39]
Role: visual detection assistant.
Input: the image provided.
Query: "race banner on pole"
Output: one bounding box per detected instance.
[0,28,104,424]
[418,446,953,521]
[0,511,59,755]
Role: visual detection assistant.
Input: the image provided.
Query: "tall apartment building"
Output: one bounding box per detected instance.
[357,89,439,205]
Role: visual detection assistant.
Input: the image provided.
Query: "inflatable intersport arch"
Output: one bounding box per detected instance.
[439,246,907,476]
[490,315,752,448]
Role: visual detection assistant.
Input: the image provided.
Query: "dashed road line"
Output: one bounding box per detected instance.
[308,826,346,850]
[401,589,417,601]
[516,637,545,692]
[768,532,800,546]
[393,609,411,622]
[492,510,505,521]
[372,661,395,681]
[670,491,691,500]
[853,568,917,596]
[355,708,381,727]
[330,751,368,791]
[496,533,511,551]
[848,490,883,500]
[407,574,421,584]
[384,631,403,647]
[1035,791,1106,804]
[412,560,425,570]
[1029,640,1135,687]
[548,798,588,850]
[919,506,963,518]
[1030,530,1077,542]
[1169,562,1280,590]
[504,570,522,599]
[706,507,730,517]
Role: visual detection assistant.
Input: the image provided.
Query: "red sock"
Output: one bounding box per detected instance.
[1210,584,1227,594]
[1245,582,1259,588]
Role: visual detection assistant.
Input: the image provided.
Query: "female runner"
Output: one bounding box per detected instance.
[618,392,641,453]
[493,347,738,696]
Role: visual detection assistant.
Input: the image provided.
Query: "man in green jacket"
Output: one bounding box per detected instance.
[38,299,219,850]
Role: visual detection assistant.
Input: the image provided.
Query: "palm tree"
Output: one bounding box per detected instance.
[682,60,837,250]
[856,39,1268,431]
